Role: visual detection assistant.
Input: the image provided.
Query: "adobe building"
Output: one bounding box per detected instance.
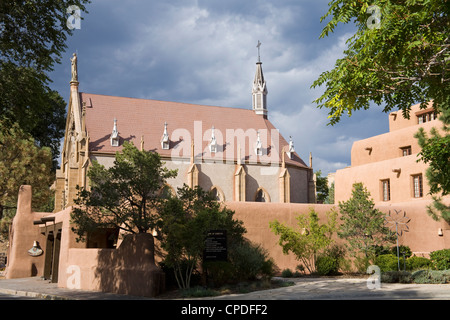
[335,101,448,205]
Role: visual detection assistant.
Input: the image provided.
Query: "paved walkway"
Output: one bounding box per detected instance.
[0,276,449,300]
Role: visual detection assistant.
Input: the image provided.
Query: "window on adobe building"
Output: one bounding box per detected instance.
[412,174,423,198]
[381,179,390,201]
[400,146,412,156]
[417,110,439,124]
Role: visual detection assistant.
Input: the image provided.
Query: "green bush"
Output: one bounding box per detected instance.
[375,254,405,272]
[406,256,432,271]
[281,268,294,278]
[429,249,450,270]
[411,270,450,284]
[381,271,412,283]
[392,245,412,258]
[228,240,275,281]
[316,255,339,275]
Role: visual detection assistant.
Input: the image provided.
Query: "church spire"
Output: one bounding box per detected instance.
[252,41,268,118]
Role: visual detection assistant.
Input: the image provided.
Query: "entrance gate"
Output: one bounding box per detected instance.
[39,220,62,283]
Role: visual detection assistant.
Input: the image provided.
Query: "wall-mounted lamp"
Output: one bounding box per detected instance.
[28,241,43,257]
[438,228,443,236]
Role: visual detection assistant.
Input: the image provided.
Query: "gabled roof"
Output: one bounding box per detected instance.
[81,92,308,169]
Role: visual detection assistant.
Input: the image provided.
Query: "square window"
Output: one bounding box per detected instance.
[401,146,411,156]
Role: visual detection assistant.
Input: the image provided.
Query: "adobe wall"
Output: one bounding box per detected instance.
[226,201,449,271]
[388,101,433,132]
[351,120,440,167]
[334,155,431,204]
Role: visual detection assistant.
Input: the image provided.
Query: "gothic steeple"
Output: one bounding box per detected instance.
[252,41,268,118]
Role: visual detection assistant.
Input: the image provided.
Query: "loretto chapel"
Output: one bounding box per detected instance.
[4,47,450,297]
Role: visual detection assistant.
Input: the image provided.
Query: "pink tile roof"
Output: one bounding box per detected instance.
[81,92,308,169]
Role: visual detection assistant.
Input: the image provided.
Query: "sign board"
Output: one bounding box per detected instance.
[203,230,227,262]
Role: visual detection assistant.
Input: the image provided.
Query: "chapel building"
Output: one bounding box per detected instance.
[53,54,316,211]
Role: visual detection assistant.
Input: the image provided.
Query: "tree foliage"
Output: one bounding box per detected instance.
[312,0,450,220]
[0,120,54,239]
[71,142,177,240]
[415,108,450,222]
[312,0,449,124]
[0,0,91,165]
[270,208,338,274]
[158,184,246,289]
[315,170,329,203]
[338,183,395,267]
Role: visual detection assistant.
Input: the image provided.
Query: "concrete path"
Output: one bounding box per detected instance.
[0,276,449,300]
[205,277,450,300]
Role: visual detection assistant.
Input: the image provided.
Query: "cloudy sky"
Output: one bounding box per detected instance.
[49,0,391,176]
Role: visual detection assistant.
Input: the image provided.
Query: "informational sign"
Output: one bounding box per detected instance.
[203,230,227,262]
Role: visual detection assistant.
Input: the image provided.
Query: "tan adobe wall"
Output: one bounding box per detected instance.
[351,119,441,167]
[335,155,431,204]
[388,101,434,132]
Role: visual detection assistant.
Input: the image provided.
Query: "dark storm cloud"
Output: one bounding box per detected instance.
[49,0,390,175]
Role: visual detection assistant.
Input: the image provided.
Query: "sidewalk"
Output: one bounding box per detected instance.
[0,276,153,300]
[0,276,449,300]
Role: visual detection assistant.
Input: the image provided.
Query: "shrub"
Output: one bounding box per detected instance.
[429,249,450,270]
[375,254,404,272]
[228,240,275,281]
[391,245,412,259]
[411,270,450,284]
[316,255,339,276]
[281,268,294,278]
[381,271,412,283]
[406,256,432,271]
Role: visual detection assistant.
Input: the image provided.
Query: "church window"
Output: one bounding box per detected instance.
[255,188,270,202]
[159,184,175,199]
[210,186,225,202]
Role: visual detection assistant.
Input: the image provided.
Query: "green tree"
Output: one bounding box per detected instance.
[71,141,178,240]
[270,208,338,274]
[315,170,329,203]
[0,0,90,165]
[324,182,335,204]
[312,0,449,124]
[0,120,54,240]
[338,183,395,270]
[158,184,246,289]
[311,0,449,222]
[414,108,450,222]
